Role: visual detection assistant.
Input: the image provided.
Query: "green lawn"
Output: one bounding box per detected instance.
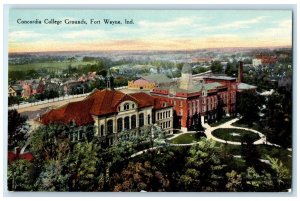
[212,128,260,142]
[169,133,200,144]
[231,119,262,132]
[9,61,98,72]
[209,116,236,127]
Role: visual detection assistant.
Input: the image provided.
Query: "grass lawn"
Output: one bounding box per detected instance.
[169,133,200,144]
[209,116,236,127]
[212,128,260,142]
[231,119,262,132]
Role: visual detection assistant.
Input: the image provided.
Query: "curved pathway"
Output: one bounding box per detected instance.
[203,118,280,147]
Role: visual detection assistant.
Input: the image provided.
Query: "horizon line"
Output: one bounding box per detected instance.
[9,45,292,54]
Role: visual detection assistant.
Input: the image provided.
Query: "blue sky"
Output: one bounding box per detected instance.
[9,9,292,52]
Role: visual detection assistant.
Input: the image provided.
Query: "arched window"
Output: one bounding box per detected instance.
[148,114,151,124]
[131,115,136,129]
[107,120,113,134]
[124,116,130,130]
[117,118,123,132]
[139,113,144,127]
[100,125,104,137]
[123,103,129,111]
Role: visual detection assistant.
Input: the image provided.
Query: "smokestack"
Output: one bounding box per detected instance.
[238,61,243,83]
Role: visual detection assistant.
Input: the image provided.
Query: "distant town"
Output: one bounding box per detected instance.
[8,47,292,192]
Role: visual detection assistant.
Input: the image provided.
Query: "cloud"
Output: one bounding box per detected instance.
[9,31,44,41]
[61,30,106,39]
[138,17,196,30]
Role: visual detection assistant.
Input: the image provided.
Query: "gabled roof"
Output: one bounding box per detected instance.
[40,89,161,126]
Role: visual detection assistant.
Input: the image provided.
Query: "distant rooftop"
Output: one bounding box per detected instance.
[204,75,236,81]
[141,74,173,84]
[237,83,257,90]
[204,82,224,91]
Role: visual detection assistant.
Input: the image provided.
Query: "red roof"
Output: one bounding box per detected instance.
[40,89,166,126]
[8,151,34,164]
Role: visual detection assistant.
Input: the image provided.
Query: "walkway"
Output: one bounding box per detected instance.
[203,118,279,147]
[130,117,283,158]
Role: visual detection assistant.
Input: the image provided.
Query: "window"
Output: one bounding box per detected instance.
[100,125,104,137]
[174,101,176,106]
[124,116,130,129]
[131,115,136,129]
[139,113,144,127]
[123,103,129,110]
[148,114,151,124]
[117,118,123,132]
[107,120,113,134]
[132,104,135,109]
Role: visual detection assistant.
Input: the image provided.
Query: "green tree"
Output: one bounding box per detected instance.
[243,167,274,192]
[267,156,291,191]
[7,159,34,191]
[8,110,29,149]
[210,61,223,74]
[68,142,103,191]
[236,91,264,127]
[225,170,242,192]
[34,159,70,191]
[178,138,227,191]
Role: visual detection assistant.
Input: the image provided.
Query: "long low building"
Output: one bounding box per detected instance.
[39,88,173,145]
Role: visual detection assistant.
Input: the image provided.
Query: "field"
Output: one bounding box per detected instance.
[9,61,98,72]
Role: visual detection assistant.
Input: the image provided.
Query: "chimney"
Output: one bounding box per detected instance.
[15,147,21,157]
[238,61,243,83]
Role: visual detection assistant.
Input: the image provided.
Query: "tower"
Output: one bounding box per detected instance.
[179,63,194,90]
[238,61,243,83]
[106,69,114,90]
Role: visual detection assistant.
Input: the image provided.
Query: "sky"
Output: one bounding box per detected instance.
[8,9,292,52]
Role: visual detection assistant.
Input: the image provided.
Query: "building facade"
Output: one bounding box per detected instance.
[128,74,176,90]
[151,63,237,131]
[39,89,173,145]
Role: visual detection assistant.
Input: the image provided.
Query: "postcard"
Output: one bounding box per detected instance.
[6,7,293,193]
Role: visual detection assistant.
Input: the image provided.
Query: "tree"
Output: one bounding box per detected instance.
[68,142,103,191]
[210,61,223,74]
[241,134,260,167]
[267,156,291,191]
[236,91,264,127]
[7,159,34,191]
[110,161,170,192]
[243,167,274,192]
[178,138,227,191]
[8,110,29,149]
[225,170,242,192]
[8,96,23,106]
[34,159,70,191]
[263,91,292,148]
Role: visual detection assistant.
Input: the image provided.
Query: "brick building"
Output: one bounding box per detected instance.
[151,63,237,131]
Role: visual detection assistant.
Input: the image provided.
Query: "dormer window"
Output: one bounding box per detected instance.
[124,103,130,110]
[132,104,135,109]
